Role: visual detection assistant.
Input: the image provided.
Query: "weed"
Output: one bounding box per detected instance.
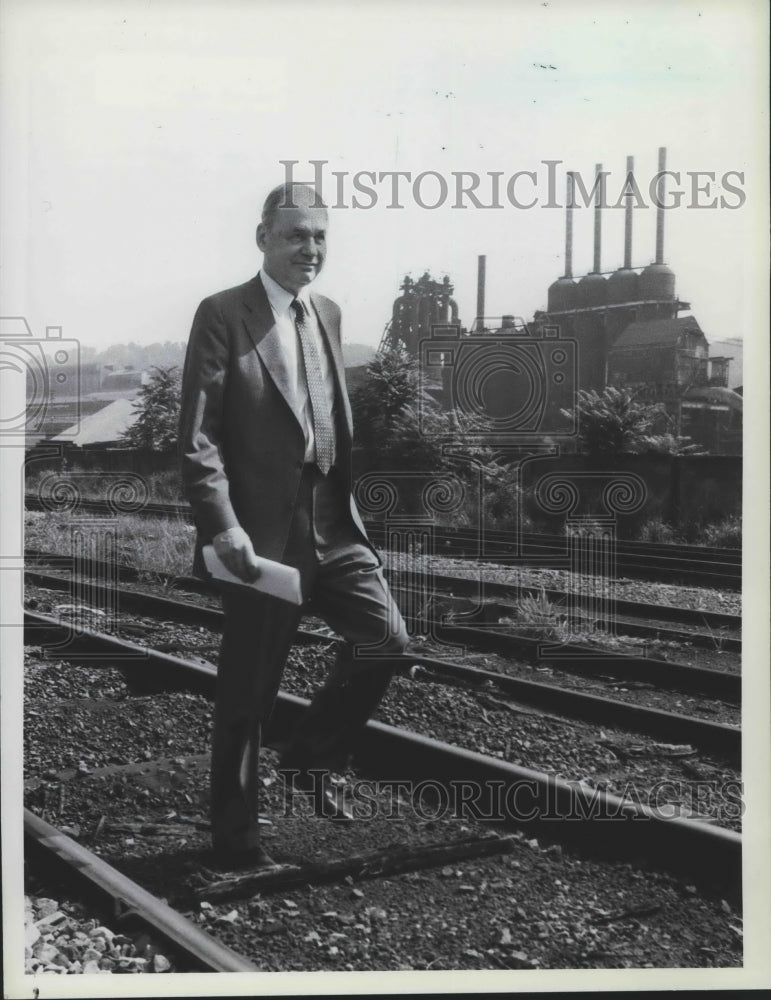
[697,515,741,549]
[25,511,194,578]
[514,587,570,641]
[636,518,682,544]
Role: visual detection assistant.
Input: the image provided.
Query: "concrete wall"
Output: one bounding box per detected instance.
[519,452,741,535]
[26,446,741,537]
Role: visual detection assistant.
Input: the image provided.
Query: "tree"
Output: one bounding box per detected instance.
[349,347,423,457]
[561,387,670,459]
[630,432,706,456]
[351,346,494,472]
[120,366,181,451]
[350,347,523,526]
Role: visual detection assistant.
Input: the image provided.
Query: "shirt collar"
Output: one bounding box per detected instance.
[260,268,311,317]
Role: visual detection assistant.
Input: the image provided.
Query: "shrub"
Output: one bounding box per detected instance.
[515,587,568,641]
[560,387,669,459]
[636,518,682,544]
[120,366,181,452]
[697,515,742,548]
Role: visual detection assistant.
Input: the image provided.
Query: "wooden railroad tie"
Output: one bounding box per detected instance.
[195,832,519,902]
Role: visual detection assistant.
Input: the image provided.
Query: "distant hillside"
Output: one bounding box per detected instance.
[81,340,375,372]
[342,342,376,368]
[81,341,187,370]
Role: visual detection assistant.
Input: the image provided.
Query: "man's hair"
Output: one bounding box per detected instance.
[260,183,327,230]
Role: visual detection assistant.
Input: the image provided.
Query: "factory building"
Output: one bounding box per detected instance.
[379,148,741,454]
[528,148,741,453]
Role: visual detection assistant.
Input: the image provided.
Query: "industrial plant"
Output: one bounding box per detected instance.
[380,148,742,455]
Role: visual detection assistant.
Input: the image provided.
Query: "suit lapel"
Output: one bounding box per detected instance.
[241,275,304,428]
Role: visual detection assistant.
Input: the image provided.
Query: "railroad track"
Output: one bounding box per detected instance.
[403,568,741,636]
[387,578,740,654]
[25,810,258,972]
[25,546,741,647]
[24,610,741,896]
[24,492,741,588]
[25,564,740,758]
[22,594,744,971]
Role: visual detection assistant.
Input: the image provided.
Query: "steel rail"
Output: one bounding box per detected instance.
[23,613,741,899]
[24,810,258,972]
[390,582,741,653]
[25,568,741,706]
[23,554,741,652]
[406,654,740,759]
[25,548,743,632]
[430,619,739,699]
[24,493,741,585]
[25,602,740,766]
[420,569,741,632]
[421,527,740,562]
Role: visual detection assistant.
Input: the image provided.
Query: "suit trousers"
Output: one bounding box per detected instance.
[211,464,409,852]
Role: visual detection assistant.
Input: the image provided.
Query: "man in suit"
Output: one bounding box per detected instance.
[179,182,408,868]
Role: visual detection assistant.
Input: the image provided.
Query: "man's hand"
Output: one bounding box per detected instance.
[212,526,262,583]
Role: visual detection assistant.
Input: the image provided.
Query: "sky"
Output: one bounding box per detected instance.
[1,0,767,353]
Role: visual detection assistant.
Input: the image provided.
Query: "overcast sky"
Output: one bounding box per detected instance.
[1,0,767,352]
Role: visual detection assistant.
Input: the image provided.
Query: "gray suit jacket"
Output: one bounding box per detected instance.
[178,273,371,576]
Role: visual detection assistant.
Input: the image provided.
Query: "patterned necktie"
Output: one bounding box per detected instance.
[291,298,335,474]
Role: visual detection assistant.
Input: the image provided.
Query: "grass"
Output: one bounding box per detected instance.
[24,511,195,579]
[513,587,570,641]
[697,515,742,549]
[24,468,741,548]
[25,510,733,657]
[25,468,186,504]
[503,584,675,656]
[637,519,683,544]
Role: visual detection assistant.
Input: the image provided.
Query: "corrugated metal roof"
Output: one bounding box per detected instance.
[52,397,138,445]
[613,316,706,349]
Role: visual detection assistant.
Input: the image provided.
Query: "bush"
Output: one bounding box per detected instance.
[697,515,742,548]
[560,387,669,459]
[636,518,683,544]
[515,587,568,641]
[120,366,181,452]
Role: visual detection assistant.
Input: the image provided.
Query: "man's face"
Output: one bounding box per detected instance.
[257,202,328,295]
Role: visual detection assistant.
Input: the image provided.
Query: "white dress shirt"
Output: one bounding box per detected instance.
[213,269,340,549]
[259,268,337,465]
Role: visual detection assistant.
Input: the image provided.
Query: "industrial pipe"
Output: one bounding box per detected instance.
[592,163,603,273]
[624,155,634,268]
[656,147,666,263]
[476,254,486,331]
[565,172,574,278]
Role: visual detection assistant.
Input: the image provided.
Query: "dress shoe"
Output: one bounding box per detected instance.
[212,843,279,871]
[280,767,354,823]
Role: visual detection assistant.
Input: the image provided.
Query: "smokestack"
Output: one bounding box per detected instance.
[565,172,574,278]
[624,155,634,269]
[655,146,666,264]
[476,254,486,331]
[593,162,602,273]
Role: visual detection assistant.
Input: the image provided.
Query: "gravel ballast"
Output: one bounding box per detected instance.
[22,565,744,973]
[23,640,743,972]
